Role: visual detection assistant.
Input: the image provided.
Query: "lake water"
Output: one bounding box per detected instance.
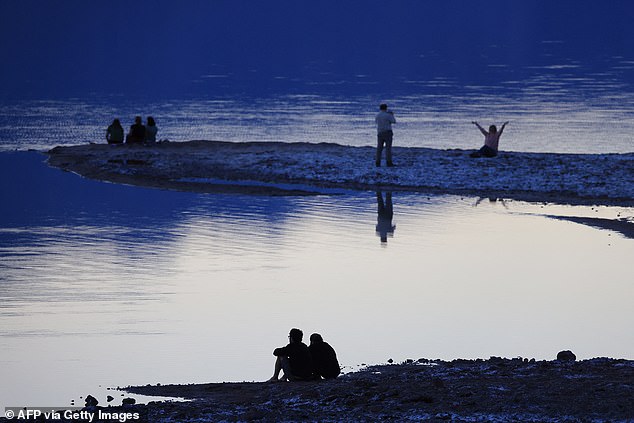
[2,0,634,411]
[2,19,634,155]
[2,80,634,155]
[0,152,633,409]
[3,5,634,160]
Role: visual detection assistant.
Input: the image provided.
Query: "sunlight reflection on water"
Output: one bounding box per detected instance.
[2,76,634,154]
[1,152,633,409]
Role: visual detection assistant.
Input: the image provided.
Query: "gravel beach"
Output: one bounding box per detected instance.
[3,356,631,422]
[121,356,634,422]
[47,140,634,205]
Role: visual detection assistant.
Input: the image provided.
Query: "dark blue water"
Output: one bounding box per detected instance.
[2,2,634,153]
[2,1,633,99]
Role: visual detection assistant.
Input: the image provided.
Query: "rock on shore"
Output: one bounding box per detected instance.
[47,140,634,205]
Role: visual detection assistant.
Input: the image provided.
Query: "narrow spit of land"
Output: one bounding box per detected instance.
[47,140,634,205]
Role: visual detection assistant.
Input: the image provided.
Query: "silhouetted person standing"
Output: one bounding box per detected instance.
[106,119,124,144]
[470,121,508,158]
[269,328,314,382]
[309,333,340,380]
[375,103,396,167]
[376,191,396,243]
[126,116,146,144]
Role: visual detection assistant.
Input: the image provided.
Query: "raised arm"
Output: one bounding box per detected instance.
[472,121,488,136]
[498,121,509,135]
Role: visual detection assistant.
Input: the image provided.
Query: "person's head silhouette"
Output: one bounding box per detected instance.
[288,328,303,343]
[310,333,323,345]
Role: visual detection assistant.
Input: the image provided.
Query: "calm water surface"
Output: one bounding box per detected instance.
[2,45,634,155]
[3,0,634,412]
[2,83,634,154]
[1,152,633,408]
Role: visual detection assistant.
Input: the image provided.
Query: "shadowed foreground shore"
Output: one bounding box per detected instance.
[119,357,634,422]
[46,140,634,206]
[122,357,633,422]
[3,357,631,422]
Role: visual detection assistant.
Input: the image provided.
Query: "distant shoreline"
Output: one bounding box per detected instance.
[46,140,634,206]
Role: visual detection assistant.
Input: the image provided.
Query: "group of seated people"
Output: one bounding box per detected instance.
[269,328,341,382]
[106,116,158,144]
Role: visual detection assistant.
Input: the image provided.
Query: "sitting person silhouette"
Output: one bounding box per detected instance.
[269,328,314,382]
[309,333,341,379]
[126,116,146,144]
[145,116,158,143]
[106,119,124,144]
[470,121,509,158]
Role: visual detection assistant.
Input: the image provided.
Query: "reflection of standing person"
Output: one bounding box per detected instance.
[375,103,396,167]
[145,116,158,143]
[309,333,341,380]
[106,119,124,144]
[126,116,146,144]
[268,328,314,382]
[376,191,396,243]
[470,121,508,158]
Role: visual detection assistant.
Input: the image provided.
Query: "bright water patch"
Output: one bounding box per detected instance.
[0,152,633,409]
[2,84,634,154]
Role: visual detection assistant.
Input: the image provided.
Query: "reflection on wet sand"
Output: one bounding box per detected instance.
[376,191,395,244]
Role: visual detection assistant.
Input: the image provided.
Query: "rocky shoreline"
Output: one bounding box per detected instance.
[3,355,632,422]
[121,356,634,422]
[46,140,634,206]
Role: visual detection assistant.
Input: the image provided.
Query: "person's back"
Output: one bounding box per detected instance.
[106,119,124,144]
[127,116,146,144]
[375,104,396,167]
[145,116,157,142]
[471,121,508,158]
[309,333,340,379]
[129,123,145,143]
[484,130,502,151]
[375,110,395,133]
[270,328,314,381]
[274,342,314,379]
